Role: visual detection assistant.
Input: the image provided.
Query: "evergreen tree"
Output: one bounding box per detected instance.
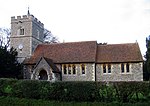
[0,46,22,79]
[144,35,150,80]
[0,27,22,79]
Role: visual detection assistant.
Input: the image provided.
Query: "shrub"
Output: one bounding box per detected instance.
[0,78,17,96]
[99,83,116,102]
[60,82,98,101]
[13,80,42,99]
[1,78,150,102]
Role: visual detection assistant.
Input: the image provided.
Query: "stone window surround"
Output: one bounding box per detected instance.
[62,64,77,75]
[62,64,87,76]
[18,28,25,35]
[80,64,86,75]
[102,64,112,74]
[17,27,25,36]
[120,63,131,74]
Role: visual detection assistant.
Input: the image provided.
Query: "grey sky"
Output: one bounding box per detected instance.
[0,0,150,56]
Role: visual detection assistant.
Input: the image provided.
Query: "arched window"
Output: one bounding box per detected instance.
[103,64,106,73]
[68,64,71,74]
[81,64,86,74]
[72,64,76,74]
[121,63,124,73]
[126,63,130,73]
[108,64,111,73]
[63,65,67,74]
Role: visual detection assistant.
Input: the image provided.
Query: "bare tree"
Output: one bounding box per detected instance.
[0,28,11,48]
[0,27,59,47]
[44,29,59,43]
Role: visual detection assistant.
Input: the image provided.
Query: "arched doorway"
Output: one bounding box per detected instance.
[39,70,48,80]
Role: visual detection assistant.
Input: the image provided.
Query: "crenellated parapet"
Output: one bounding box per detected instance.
[11,14,44,27]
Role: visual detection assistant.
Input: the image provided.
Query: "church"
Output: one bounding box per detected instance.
[10,13,143,82]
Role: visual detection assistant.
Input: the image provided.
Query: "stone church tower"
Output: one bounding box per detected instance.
[10,13,44,63]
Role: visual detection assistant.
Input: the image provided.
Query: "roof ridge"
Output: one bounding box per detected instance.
[40,40,97,46]
[98,42,138,46]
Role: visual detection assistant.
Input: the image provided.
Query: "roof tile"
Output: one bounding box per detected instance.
[27,41,97,64]
[96,43,143,63]
[25,41,143,64]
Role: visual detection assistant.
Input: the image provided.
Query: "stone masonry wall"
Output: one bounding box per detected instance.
[10,37,32,63]
[96,62,143,81]
[10,15,44,63]
[61,63,95,81]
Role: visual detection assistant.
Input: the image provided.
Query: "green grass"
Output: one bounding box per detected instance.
[0,96,150,106]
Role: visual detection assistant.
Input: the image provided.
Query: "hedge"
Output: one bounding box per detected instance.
[1,96,150,106]
[0,78,150,103]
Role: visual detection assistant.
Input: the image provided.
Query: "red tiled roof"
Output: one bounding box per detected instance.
[25,41,143,64]
[27,41,97,64]
[96,43,143,63]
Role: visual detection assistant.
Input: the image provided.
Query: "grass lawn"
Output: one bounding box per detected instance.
[0,96,150,106]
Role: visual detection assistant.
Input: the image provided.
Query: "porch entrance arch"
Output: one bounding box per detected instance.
[39,70,48,80]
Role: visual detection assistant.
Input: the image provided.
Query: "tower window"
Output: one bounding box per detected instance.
[20,28,24,35]
[36,29,40,39]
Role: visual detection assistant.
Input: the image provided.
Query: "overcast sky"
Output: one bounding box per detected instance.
[0,0,150,56]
